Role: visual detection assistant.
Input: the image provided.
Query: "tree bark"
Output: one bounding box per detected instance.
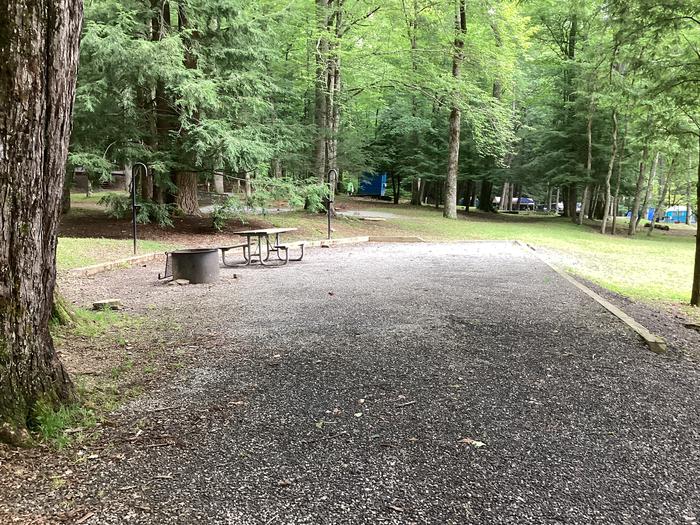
[647,158,674,237]
[443,0,466,220]
[314,0,329,182]
[637,151,660,228]
[579,104,594,225]
[601,109,618,234]
[0,0,82,445]
[61,171,72,215]
[478,181,493,212]
[500,182,510,211]
[213,172,224,194]
[410,178,422,206]
[611,121,626,235]
[691,134,700,306]
[175,171,200,216]
[628,146,648,236]
[578,185,589,225]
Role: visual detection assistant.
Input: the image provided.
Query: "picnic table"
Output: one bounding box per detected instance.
[221,227,305,267]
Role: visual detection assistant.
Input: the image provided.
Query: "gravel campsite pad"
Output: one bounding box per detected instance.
[8,242,700,524]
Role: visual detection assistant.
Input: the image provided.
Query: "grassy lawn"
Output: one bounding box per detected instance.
[57,238,170,270]
[264,198,697,307]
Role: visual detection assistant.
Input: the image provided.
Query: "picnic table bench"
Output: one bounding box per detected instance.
[220,228,306,267]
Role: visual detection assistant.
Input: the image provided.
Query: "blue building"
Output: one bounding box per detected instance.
[358,172,387,197]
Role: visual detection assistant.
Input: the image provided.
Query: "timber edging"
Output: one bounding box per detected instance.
[69,252,162,277]
[515,240,668,354]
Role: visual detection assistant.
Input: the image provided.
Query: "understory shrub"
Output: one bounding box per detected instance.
[98,193,175,228]
[211,195,246,231]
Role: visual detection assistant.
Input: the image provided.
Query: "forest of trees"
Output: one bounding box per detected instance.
[71,0,699,220]
[70,0,700,291]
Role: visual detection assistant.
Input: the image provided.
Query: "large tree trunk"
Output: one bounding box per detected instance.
[175,171,200,216]
[601,109,618,234]
[443,0,466,220]
[478,181,493,212]
[0,0,82,445]
[628,145,648,235]
[562,185,576,219]
[500,182,511,211]
[410,178,422,206]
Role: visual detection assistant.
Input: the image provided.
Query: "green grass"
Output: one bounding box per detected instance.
[57,237,170,270]
[32,394,99,449]
[261,199,697,307]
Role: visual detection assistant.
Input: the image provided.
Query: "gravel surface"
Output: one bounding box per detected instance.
[24,242,700,523]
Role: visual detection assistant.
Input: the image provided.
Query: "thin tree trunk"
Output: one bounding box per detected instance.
[611,121,626,235]
[637,151,660,228]
[563,185,577,220]
[589,186,598,219]
[601,109,618,234]
[393,175,401,205]
[691,134,700,306]
[647,159,674,237]
[314,0,329,182]
[628,146,648,235]
[443,0,466,219]
[0,0,82,445]
[580,104,594,225]
[403,0,422,207]
[578,186,589,225]
[243,170,252,200]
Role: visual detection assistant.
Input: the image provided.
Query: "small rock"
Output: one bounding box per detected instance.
[92,299,121,311]
[175,279,190,286]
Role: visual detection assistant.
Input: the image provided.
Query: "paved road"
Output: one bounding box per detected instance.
[70,242,700,524]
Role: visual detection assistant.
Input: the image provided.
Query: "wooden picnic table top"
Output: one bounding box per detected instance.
[235,227,297,236]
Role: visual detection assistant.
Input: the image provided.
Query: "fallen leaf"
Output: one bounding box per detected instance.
[277,478,293,487]
[388,505,404,513]
[354,412,363,418]
[458,437,486,448]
